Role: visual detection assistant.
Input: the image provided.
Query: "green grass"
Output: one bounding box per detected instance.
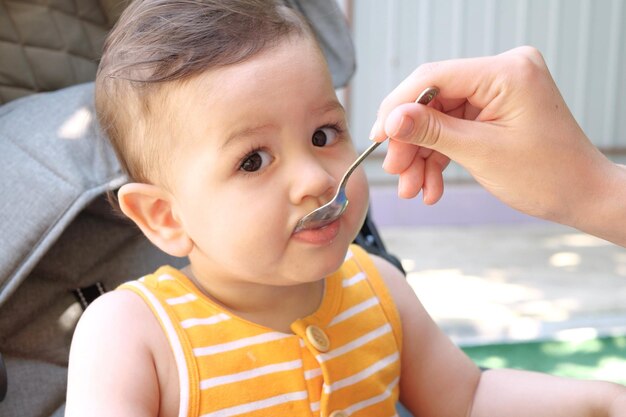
[462,336,626,384]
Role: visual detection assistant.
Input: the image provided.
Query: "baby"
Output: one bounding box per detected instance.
[65,0,626,416]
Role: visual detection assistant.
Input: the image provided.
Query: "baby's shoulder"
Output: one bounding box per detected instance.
[79,288,151,329]
[367,253,408,292]
[72,288,164,354]
[67,289,171,416]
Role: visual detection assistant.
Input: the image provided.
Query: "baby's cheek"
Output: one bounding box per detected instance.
[353,168,369,196]
[349,169,370,216]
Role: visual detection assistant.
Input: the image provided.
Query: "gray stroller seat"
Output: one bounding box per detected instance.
[0,82,186,416]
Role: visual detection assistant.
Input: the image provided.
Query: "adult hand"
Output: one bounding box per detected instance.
[370,46,626,246]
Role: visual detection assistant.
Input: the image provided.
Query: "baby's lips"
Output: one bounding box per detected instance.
[291,219,340,244]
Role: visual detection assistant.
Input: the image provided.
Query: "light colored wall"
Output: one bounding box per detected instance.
[348,0,626,183]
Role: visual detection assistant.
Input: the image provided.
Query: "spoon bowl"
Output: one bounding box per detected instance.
[294,86,439,232]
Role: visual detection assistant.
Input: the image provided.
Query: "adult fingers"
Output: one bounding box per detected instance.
[383,102,495,162]
[382,140,420,174]
[369,46,547,141]
[397,154,425,199]
[422,151,450,205]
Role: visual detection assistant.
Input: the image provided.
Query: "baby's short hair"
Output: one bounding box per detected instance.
[95,0,312,186]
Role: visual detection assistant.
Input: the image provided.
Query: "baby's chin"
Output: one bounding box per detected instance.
[325,238,355,272]
[293,247,350,281]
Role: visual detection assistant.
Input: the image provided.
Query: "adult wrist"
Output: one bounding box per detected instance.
[571,160,626,247]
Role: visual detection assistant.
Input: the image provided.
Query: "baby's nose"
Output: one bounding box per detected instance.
[288,157,337,205]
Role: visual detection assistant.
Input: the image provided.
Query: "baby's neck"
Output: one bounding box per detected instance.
[181,265,325,333]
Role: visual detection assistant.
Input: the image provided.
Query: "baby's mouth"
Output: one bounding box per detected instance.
[292,219,341,243]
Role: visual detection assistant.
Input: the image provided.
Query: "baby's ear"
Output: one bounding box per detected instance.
[117,183,193,257]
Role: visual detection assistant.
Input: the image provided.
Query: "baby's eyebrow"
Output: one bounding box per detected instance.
[314,100,345,115]
[221,124,274,150]
[220,101,344,150]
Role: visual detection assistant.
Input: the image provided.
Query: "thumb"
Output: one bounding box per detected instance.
[384,102,492,160]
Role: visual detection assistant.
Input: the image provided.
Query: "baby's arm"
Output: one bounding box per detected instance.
[371,255,626,417]
[65,291,163,417]
[471,367,625,417]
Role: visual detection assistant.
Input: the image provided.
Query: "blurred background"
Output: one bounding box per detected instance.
[338,0,626,382]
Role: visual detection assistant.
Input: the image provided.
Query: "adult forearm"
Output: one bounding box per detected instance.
[566,162,626,248]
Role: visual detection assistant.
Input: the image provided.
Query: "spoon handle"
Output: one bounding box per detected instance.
[338,141,382,187]
[338,86,439,189]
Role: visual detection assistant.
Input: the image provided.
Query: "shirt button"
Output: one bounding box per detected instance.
[305,325,330,352]
[329,410,349,417]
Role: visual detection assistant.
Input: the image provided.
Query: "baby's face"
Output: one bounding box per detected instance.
[165,35,369,286]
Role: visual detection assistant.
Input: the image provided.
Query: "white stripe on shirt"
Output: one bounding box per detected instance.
[181,313,230,329]
[342,272,366,287]
[166,293,198,305]
[317,323,392,362]
[345,377,400,416]
[200,359,302,390]
[329,297,379,326]
[158,274,175,282]
[200,390,308,417]
[304,368,322,380]
[194,332,291,357]
[324,352,399,393]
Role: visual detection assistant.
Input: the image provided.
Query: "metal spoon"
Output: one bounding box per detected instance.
[295,86,439,232]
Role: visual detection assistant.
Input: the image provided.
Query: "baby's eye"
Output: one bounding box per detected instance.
[240,150,271,172]
[311,127,339,147]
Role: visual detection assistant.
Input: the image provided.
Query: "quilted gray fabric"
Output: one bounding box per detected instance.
[0,83,124,304]
[0,0,127,104]
[0,0,354,105]
[0,83,185,416]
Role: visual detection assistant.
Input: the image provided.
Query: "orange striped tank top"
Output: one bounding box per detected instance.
[119,244,403,417]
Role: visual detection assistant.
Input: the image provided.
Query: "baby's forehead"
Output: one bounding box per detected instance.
[164,37,330,108]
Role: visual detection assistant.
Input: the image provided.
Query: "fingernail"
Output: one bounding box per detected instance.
[382,154,390,171]
[368,119,380,141]
[394,115,414,138]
